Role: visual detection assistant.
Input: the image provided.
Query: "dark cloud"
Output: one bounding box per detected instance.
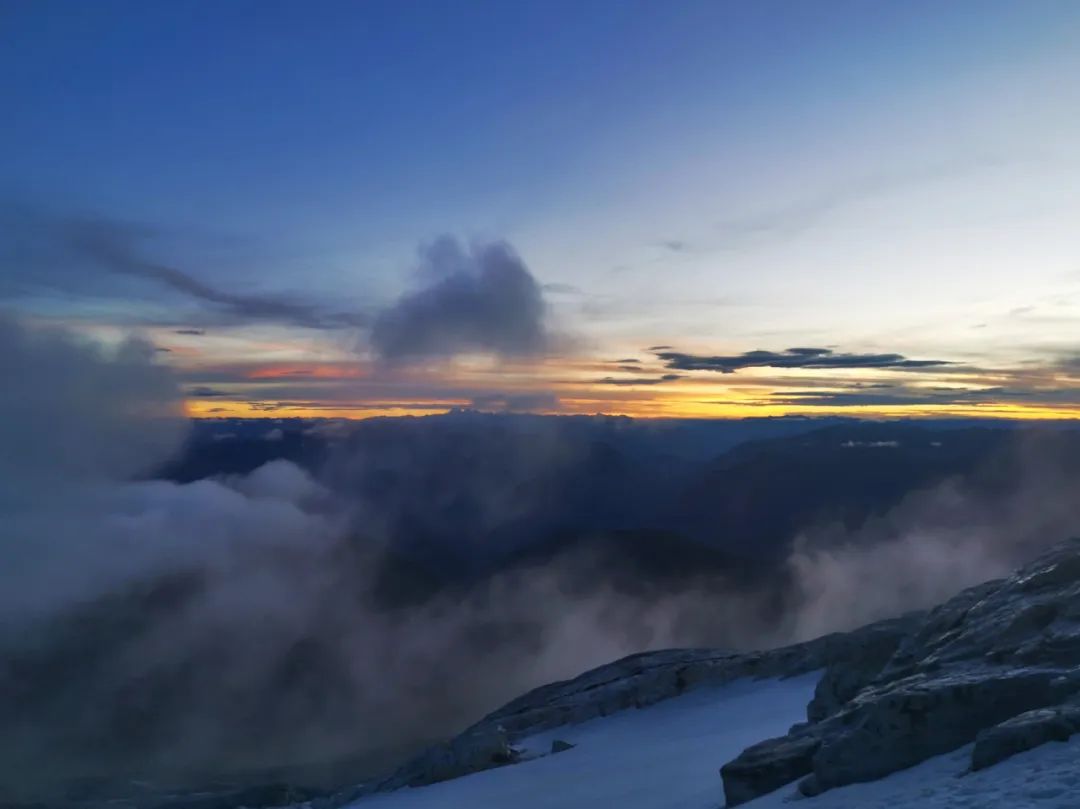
[1056,355,1080,372]
[646,344,673,351]
[609,358,641,364]
[370,236,551,364]
[186,386,230,398]
[174,329,206,336]
[595,374,681,387]
[770,385,1030,407]
[657,346,953,374]
[658,239,689,253]
[469,391,561,412]
[1,208,366,330]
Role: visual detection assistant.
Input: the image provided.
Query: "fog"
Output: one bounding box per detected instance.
[2,314,1078,799]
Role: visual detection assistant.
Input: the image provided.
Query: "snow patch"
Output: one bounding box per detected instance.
[348,673,820,809]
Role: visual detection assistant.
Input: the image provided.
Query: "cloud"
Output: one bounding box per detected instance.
[768,382,1080,408]
[469,391,561,412]
[4,314,1080,800]
[174,328,206,335]
[656,346,953,374]
[541,282,581,295]
[370,237,551,365]
[595,374,682,386]
[709,156,1013,250]
[0,315,186,485]
[1,208,366,330]
[783,432,1080,640]
[186,386,232,398]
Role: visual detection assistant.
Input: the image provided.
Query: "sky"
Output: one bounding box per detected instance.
[3,0,1080,420]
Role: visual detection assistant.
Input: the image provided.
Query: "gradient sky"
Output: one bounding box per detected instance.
[4,0,1080,419]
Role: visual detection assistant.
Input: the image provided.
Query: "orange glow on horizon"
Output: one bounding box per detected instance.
[246,364,368,380]
[185,395,1080,422]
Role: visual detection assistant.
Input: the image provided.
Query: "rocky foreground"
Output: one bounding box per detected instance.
[326,538,1080,808]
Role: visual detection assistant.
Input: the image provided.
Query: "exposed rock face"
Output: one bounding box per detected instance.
[722,538,1080,805]
[971,704,1080,771]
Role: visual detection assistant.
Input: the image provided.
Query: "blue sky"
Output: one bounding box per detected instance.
[4,1,1080,418]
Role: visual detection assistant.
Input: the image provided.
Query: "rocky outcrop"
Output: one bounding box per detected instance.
[722,538,1080,805]
[359,724,518,793]
[719,734,821,806]
[971,703,1080,770]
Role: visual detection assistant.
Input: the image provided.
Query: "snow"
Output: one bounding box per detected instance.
[745,734,1080,809]
[347,672,820,809]
[347,670,1080,809]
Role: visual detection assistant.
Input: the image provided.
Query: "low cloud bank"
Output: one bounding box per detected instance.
[2,314,1078,799]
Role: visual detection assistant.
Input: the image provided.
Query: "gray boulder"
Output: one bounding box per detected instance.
[806,668,1076,792]
[720,734,820,806]
[971,704,1080,770]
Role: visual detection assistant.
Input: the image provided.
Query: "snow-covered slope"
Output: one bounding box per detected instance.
[345,672,1080,809]
[348,674,820,809]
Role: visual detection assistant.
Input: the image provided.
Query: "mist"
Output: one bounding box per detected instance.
[3,314,1079,800]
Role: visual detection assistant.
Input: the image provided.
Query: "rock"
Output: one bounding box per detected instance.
[550,739,575,754]
[720,734,820,807]
[367,724,519,793]
[971,705,1080,770]
[720,538,1080,802]
[806,615,915,722]
[808,669,1076,790]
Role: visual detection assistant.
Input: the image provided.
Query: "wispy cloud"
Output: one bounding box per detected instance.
[1,207,367,330]
[651,156,1020,256]
[594,374,681,387]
